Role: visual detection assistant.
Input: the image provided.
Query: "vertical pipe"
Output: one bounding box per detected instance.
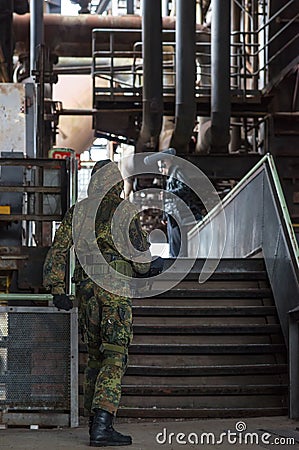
[136,0,163,151]
[0,0,14,81]
[162,0,169,16]
[127,0,134,14]
[30,0,44,158]
[30,0,45,245]
[210,0,231,153]
[70,309,79,427]
[251,0,259,153]
[30,0,44,75]
[110,32,114,99]
[170,0,196,154]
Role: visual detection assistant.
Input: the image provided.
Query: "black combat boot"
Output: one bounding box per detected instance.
[90,408,132,447]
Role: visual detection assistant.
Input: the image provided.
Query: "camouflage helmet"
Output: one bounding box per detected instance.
[91,159,112,177]
[88,159,123,197]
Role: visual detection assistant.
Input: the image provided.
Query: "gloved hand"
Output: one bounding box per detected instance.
[53,294,73,311]
[133,256,164,278]
[149,256,164,277]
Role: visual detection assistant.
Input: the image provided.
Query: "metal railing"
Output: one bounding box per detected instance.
[91,28,214,101]
[0,158,70,223]
[188,153,299,418]
[92,1,298,102]
[0,158,72,247]
[231,0,298,91]
[188,153,299,345]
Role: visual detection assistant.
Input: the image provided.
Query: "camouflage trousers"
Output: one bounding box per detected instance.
[76,278,133,416]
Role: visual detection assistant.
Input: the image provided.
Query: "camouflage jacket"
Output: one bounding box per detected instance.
[43,164,150,295]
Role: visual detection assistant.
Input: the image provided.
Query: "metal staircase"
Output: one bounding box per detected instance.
[77,156,299,420]
[118,258,288,418]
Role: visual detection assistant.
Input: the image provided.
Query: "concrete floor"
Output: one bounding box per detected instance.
[1,416,299,450]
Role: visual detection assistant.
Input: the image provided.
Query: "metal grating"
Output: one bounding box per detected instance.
[0,308,75,411]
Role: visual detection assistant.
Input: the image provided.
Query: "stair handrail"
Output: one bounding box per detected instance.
[267,154,299,268]
[231,0,298,91]
[188,153,299,344]
[190,153,299,268]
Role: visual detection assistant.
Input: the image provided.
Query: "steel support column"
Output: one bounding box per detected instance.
[210,0,231,153]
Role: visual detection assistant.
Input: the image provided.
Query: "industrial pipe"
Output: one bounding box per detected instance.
[136,0,163,152]
[0,294,53,302]
[13,13,177,57]
[162,0,169,17]
[170,0,197,153]
[127,0,134,14]
[30,0,45,159]
[210,0,231,153]
[29,0,43,74]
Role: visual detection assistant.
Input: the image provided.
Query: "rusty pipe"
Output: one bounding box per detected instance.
[13,13,177,57]
[13,13,209,57]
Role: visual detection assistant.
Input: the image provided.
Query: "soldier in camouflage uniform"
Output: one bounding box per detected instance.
[43,160,151,447]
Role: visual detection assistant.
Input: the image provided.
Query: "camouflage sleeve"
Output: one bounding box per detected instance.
[43,206,74,294]
[129,215,151,275]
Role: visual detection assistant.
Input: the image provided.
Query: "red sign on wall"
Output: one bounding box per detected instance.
[49,148,81,169]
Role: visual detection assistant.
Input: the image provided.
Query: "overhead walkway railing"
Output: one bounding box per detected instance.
[231,0,298,90]
[91,28,212,103]
[188,153,299,344]
[92,1,298,102]
[91,27,263,104]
